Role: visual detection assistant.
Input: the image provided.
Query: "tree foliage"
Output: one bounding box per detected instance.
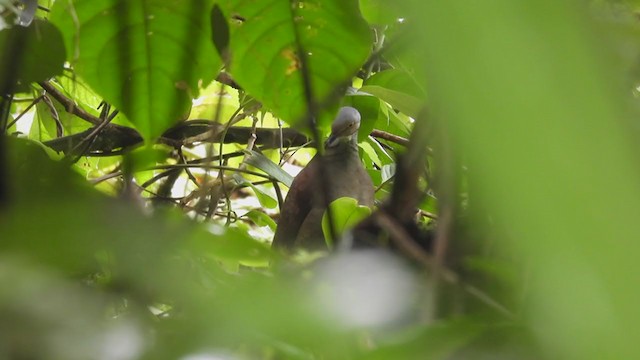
[1,0,640,359]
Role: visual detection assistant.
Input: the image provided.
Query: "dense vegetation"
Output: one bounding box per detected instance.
[2,0,640,359]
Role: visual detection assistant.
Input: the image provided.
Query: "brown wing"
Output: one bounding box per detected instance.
[271,159,317,249]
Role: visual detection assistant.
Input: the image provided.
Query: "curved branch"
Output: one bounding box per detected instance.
[39,81,411,156]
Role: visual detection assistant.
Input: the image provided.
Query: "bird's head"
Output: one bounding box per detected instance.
[325,106,361,148]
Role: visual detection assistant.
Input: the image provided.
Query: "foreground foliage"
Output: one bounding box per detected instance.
[2,0,640,359]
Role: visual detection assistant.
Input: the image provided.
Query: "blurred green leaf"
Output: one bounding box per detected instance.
[0,259,124,360]
[6,1,640,359]
[364,69,426,100]
[125,146,168,174]
[360,319,484,360]
[189,225,273,266]
[414,0,640,357]
[463,257,519,287]
[50,0,221,141]
[359,0,404,25]
[0,19,66,92]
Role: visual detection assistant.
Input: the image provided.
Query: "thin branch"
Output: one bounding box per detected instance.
[138,150,249,189]
[178,148,199,187]
[7,94,44,129]
[273,179,284,211]
[418,209,438,220]
[65,107,116,163]
[91,163,275,186]
[38,81,101,125]
[370,129,410,147]
[374,211,514,319]
[42,94,63,137]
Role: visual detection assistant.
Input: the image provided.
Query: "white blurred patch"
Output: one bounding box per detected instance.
[247,224,274,242]
[96,320,145,360]
[181,350,236,360]
[207,223,226,235]
[312,250,417,328]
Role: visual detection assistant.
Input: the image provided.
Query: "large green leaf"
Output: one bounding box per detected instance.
[50,0,221,141]
[0,19,66,92]
[218,0,372,127]
[361,68,426,117]
[358,85,423,118]
[412,0,640,358]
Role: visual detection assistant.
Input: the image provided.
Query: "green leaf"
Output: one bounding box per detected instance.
[52,76,136,128]
[359,0,404,26]
[358,85,424,117]
[232,172,278,209]
[321,197,372,248]
[124,147,168,174]
[374,104,412,139]
[364,318,484,360]
[35,89,92,138]
[343,93,380,142]
[243,149,294,187]
[366,136,394,165]
[244,209,277,230]
[359,140,381,168]
[248,182,278,209]
[418,192,437,215]
[415,1,640,357]
[0,19,66,92]
[364,68,426,100]
[50,0,221,141]
[463,257,518,286]
[219,0,372,127]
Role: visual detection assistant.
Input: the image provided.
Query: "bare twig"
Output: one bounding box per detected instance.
[370,129,410,147]
[374,211,514,318]
[418,209,438,220]
[42,94,63,137]
[91,163,275,186]
[38,81,101,125]
[65,106,117,163]
[7,94,44,129]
